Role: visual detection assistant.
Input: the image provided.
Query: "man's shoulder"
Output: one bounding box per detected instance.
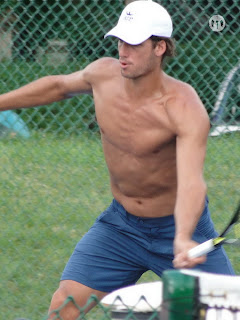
[166,75,200,104]
[163,75,206,117]
[164,75,209,130]
[84,57,119,82]
[89,57,119,68]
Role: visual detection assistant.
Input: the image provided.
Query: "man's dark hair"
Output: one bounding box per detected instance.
[150,36,176,68]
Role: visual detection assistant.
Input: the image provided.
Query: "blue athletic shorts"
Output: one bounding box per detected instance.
[61,198,235,292]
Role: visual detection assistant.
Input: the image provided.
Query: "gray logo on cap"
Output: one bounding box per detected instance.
[124,11,134,21]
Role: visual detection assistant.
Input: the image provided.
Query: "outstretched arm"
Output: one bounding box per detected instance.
[0,67,93,111]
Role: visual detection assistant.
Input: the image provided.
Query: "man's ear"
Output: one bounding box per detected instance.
[154,40,166,57]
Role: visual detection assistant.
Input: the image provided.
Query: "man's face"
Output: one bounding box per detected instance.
[118,39,160,79]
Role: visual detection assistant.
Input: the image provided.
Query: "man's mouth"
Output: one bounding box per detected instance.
[119,60,130,68]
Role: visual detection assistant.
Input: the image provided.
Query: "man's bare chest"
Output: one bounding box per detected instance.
[95,98,175,156]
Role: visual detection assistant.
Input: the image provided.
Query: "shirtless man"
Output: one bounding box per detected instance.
[0,1,234,319]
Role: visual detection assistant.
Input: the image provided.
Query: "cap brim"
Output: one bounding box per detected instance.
[104,25,152,45]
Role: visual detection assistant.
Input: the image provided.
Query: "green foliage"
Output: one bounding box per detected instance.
[166,34,240,114]
[0,1,239,132]
[11,0,122,60]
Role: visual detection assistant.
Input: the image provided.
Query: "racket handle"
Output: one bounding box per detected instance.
[188,239,215,258]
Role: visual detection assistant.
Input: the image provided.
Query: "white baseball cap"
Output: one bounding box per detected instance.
[104,0,173,45]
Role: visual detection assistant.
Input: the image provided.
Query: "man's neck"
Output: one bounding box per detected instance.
[123,69,166,100]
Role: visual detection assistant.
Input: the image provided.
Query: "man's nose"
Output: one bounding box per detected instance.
[119,41,130,56]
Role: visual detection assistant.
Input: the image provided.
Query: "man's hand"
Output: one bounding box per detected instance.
[173,238,206,268]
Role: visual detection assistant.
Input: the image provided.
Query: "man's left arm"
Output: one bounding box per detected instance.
[167,84,210,268]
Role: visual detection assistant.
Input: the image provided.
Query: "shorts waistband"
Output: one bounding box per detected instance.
[112,198,174,228]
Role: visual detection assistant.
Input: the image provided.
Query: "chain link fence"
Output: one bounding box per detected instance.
[0,1,239,319]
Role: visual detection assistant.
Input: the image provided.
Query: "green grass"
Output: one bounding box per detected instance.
[1,132,112,319]
[204,133,240,273]
[0,131,240,319]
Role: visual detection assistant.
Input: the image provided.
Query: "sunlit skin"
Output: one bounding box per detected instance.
[0,38,210,319]
[101,39,178,216]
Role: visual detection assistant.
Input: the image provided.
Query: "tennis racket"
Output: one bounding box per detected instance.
[188,202,240,258]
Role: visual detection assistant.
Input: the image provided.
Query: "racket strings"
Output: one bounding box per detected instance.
[233,223,240,238]
[220,202,240,237]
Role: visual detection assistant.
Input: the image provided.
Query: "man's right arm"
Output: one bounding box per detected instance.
[0,65,93,112]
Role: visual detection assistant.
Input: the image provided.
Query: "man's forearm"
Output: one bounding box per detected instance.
[0,75,66,111]
[174,182,207,240]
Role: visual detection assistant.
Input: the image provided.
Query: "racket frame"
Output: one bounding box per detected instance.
[188,202,240,258]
